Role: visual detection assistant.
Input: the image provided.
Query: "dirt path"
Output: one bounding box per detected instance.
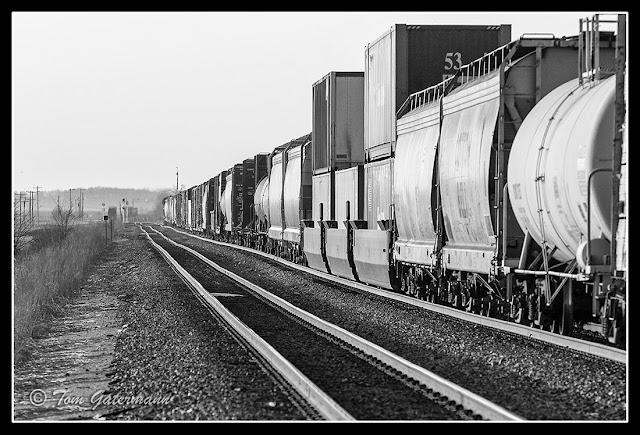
[13,228,137,420]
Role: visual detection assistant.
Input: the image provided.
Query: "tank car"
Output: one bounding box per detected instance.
[254,168,270,249]
[507,62,625,341]
[251,153,269,249]
[506,19,626,344]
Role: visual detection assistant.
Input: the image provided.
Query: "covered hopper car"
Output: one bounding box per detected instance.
[162,14,626,345]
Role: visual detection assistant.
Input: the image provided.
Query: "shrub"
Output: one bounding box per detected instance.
[13,221,118,356]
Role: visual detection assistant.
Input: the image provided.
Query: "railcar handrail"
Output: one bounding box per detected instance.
[396,75,454,117]
[398,40,517,116]
[457,41,513,85]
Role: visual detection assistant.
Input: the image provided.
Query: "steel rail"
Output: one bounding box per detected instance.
[149,225,524,421]
[159,224,627,364]
[138,225,355,421]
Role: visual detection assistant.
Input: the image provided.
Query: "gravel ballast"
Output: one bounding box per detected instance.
[156,226,627,421]
[105,228,309,421]
[14,225,308,421]
[145,229,466,421]
[15,223,625,421]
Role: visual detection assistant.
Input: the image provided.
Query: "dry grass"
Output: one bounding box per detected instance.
[13,220,123,359]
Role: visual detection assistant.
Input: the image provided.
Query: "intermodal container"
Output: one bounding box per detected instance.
[364,23,511,161]
[312,71,365,174]
[364,157,394,230]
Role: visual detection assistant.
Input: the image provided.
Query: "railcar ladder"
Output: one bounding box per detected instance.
[578,13,620,87]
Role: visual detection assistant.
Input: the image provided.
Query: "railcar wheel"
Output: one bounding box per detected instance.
[408,275,417,297]
[608,319,623,345]
[400,276,408,294]
[390,275,402,293]
[552,309,573,336]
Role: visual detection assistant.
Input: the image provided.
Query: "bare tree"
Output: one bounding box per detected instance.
[48,202,77,242]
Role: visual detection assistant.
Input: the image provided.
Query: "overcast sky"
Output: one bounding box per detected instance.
[13,11,614,192]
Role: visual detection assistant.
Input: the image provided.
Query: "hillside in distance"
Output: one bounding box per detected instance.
[33,187,175,215]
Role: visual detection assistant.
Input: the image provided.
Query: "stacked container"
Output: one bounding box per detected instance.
[364,24,512,160]
[305,71,365,275]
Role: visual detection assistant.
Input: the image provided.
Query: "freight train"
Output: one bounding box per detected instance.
[162,14,627,345]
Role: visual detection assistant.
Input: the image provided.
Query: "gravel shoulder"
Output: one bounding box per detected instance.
[14,223,627,421]
[13,224,306,421]
[156,226,627,421]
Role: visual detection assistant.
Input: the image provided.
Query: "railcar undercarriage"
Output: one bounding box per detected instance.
[394,259,625,345]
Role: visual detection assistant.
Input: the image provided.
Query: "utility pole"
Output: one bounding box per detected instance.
[103,203,107,246]
[15,192,22,222]
[69,188,77,216]
[79,188,84,221]
[176,167,179,191]
[26,191,32,222]
[28,191,34,222]
[78,188,82,221]
[22,192,28,223]
[34,186,41,225]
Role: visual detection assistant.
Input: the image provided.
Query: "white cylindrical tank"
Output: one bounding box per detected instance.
[508,75,615,265]
[219,186,228,229]
[283,144,302,234]
[254,175,269,225]
[268,151,284,239]
[201,183,209,230]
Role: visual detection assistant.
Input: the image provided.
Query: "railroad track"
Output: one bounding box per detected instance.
[156,224,626,364]
[141,223,627,420]
[139,224,523,421]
